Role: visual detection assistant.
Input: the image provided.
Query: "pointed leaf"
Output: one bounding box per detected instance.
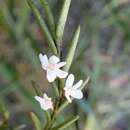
[30,112,42,130]
[51,116,79,130]
[85,114,96,130]
[40,0,55,38]
[31,80,43,96]
[64,26,80,72]
[56,0,71,46]
[16,85,43,119]
[16,0,29,35]
[81,77,90,90]
[44,111,51,129]
[1,4,17,41]
[27,0,57,55]
[56,101,69,116]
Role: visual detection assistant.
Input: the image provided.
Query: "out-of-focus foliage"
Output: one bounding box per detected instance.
[0,0,130,129]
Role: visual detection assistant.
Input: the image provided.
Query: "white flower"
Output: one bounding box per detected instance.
[35,93,53,111]
[64,74,83,103]
[39,53,68,82]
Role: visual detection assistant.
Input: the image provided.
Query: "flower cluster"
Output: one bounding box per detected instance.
[35,54,83,111]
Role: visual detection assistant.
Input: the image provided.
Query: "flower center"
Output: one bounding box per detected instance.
[47,63,55,70]
[65,87,72,95]
[45,99,53,109]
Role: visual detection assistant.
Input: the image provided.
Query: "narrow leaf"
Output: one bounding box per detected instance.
[30,112,42,130]
[64,26,80,72]
[81,76,90,90]
[31,80,43,96]
[27,0,57,55]
[56,101,69,116]
[51,116,79,130]
[40,0,55,38]
[1,4,18,41]
[85,114,96,130]
[16,85,43,118]
[56,0,71,46]
[44,111,51,129]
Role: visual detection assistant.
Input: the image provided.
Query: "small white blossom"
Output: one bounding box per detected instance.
[64,74,83,103]
[39,54,68,82]
[35,93,53,111]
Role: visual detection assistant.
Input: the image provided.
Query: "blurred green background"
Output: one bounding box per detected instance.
[0,0,130,130]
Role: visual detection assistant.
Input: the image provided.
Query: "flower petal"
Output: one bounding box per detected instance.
[42,101,53,110]
[42,106,48,110]
[35,95,53,111]
[73,80,83,89]
[39,54,48,70]
[70,90,83,99]
[43,93,49,100]
[65,91,72,103]
[49,55,60,64]
[35,96,43,103]
[35,96,45,109]
[56,69,68,78]
[43,105,53,110]
[57,62,66,68]
[65,74,74,87]
[47,70,56,82]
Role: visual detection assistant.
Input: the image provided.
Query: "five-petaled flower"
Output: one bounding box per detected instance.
[39,54,68,82]
[64,74,83,103]
[35,93,53,111]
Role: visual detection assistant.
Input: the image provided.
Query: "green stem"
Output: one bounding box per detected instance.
[40,0,55,39]
[27,0,58,55]
[44,101,58,130]
[44,79,65,130]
